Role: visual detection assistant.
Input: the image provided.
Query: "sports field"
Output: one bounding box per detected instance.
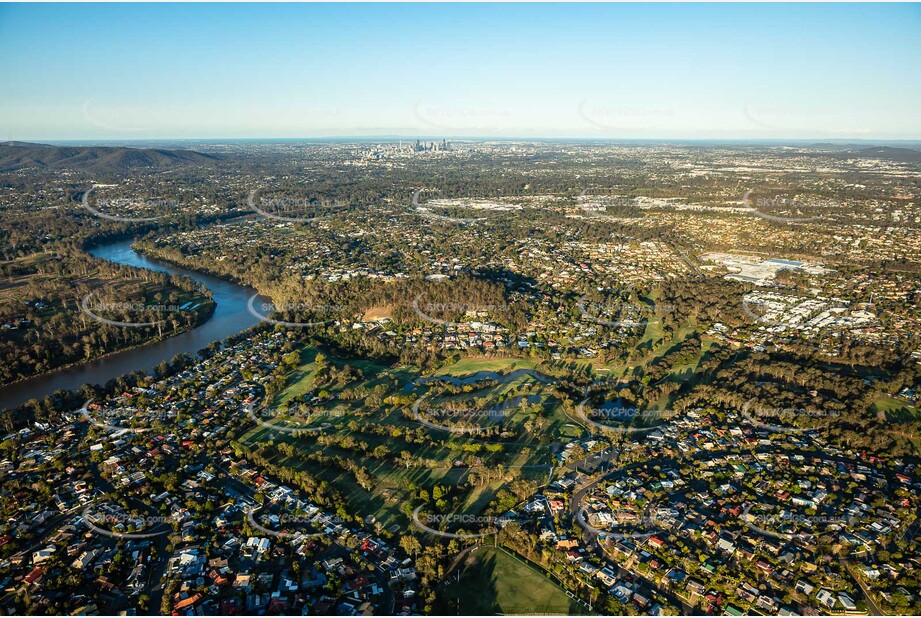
[439,546,590,615]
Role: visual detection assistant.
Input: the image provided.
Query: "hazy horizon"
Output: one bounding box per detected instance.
[2,3,920,141]
[16,137,921,149]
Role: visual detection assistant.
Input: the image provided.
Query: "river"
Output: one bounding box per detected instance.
[0,238,267,412]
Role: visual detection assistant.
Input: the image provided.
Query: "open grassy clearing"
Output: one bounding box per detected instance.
[269,346,417,408]
[434,356,539,377]
[872,396,921,422]
[241,348,568,529]
[245,436,551,530]
[242,332,707,529]
[270,348,321,406]
[438,546,589,615]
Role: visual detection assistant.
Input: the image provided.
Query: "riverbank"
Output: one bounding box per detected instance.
[0,238,268,413]
[131,239,269,293]
[0,299,216,392]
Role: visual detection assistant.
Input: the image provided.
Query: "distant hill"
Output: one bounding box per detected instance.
[0,141,219,172]
[787,144,921,163]
[804,142,864,151]
[838,146,921,163]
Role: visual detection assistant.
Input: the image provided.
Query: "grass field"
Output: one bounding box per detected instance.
[270,346,416,407]
[438,547,589,615]
[240,394,560,529]
[872,396,921,422]
[241,334,705,532]
[435,356,539,377]
[240,346,565,530]
[269,347,325,406]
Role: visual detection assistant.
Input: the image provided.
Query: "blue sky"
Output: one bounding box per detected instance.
[1,3,919,140]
